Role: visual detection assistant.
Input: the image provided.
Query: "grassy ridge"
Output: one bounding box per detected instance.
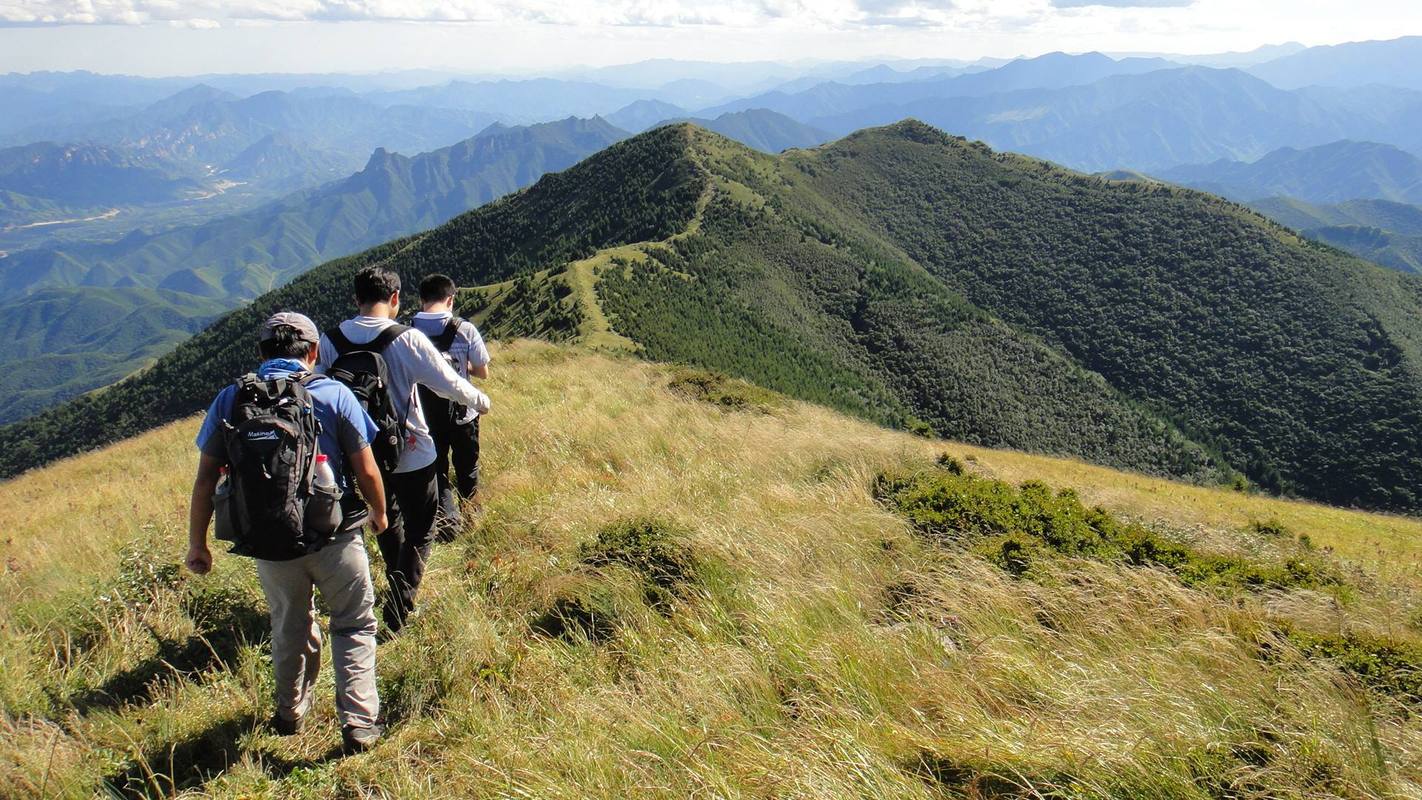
[3,341,1422,797]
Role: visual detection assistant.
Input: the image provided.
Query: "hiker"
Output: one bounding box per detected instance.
[410,273,491,539]
[318,265,491,636]
[184,312,388,753]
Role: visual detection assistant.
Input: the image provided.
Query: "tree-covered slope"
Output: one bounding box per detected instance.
[3,122,1420,516]
[797,122,1422,509]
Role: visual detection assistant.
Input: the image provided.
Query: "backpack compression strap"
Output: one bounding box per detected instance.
[432,317,463,352]
[325,324,410,356]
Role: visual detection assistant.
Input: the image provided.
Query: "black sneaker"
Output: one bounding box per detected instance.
[342,723,384,753]
[271,714,304,736]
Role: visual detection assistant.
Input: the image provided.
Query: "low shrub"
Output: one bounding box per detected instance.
[667,368,784,413]
[873,463,1343,592]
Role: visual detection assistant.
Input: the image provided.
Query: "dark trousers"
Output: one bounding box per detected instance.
[420,387,481,531]
[376,462,438,632]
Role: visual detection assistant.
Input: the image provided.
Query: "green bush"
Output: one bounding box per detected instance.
[873,465,1343,592]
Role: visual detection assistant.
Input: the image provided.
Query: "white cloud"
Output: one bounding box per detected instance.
[0,0,969,28]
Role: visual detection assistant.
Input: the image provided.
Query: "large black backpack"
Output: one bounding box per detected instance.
[214,373,342,560]
[427,316,469,421]
[325,324,410,473]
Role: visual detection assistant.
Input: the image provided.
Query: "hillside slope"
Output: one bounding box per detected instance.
[4,341,1422,797]
[2,122,1420,516]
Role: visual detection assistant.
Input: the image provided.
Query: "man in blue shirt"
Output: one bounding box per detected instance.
[185,312,389,754]
[411,273,491,538]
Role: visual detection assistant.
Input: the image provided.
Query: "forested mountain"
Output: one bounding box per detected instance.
[0,117,627,425]
[5,122,1419,517]
[653,109,830,152]
[1250,196,1422,273]
[0,287,224,424]
[1159,141,1422,204]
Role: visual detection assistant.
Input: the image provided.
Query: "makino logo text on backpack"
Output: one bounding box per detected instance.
[212,373,344,560]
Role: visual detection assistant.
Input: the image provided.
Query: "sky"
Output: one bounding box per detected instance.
[0,0,1416,75]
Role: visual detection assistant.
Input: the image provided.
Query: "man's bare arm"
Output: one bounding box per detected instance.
[348,446,388,534]
[185,453,223,574]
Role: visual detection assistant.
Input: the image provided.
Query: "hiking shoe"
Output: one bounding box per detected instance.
[271,714,304,736]
[342,723,383,753]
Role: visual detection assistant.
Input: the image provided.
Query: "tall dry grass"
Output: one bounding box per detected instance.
[1,340,1420,798]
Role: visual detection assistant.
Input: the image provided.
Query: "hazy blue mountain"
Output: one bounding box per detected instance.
[654,109,830,153]
[1159,141,1422,204]
[7,88,501,182]
[368,78,651,120]
[221,132,351,192]
[698,52,1181,121]
[0,142,201,206]
[1153,42,1307,68]
[608,100,687,132]
[1249,36,1422,91]
[807,67,1422,172]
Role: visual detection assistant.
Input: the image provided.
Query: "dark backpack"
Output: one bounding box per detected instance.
[214,373,342,560]
[428,316,469,421]
[325,324,410,473]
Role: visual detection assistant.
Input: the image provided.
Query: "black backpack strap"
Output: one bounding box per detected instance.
[326,323,408,355]
[368,323,410,354]
[432,317,462,352]
[326,326,354,356]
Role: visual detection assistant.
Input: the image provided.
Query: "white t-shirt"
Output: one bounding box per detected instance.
[317,315,491,474]
[411,310,490,424]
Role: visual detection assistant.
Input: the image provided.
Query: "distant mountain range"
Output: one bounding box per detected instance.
[653,110,831,153]
[0,142,201,210]
[1248,36,1422,91]
[1159,140,1422,205]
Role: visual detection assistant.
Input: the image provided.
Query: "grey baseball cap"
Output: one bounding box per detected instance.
[260,311,321,344]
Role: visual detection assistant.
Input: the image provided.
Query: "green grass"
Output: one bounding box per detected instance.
[3,341,1422,797]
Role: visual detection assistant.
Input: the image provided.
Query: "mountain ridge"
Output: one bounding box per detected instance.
[3,121,1419,516]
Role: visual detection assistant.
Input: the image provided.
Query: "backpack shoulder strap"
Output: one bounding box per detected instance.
[326,326,354,356]
[368,323,410,354]
[432,317,462,352]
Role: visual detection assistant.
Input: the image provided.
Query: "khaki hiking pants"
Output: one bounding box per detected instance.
[255,533,379,729]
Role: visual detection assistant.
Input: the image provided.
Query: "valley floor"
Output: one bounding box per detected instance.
[3,341,1422,798]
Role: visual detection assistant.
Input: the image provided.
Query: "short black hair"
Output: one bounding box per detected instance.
[354,265,401,306]
[258,324,314,360]
[420,273,457,304]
